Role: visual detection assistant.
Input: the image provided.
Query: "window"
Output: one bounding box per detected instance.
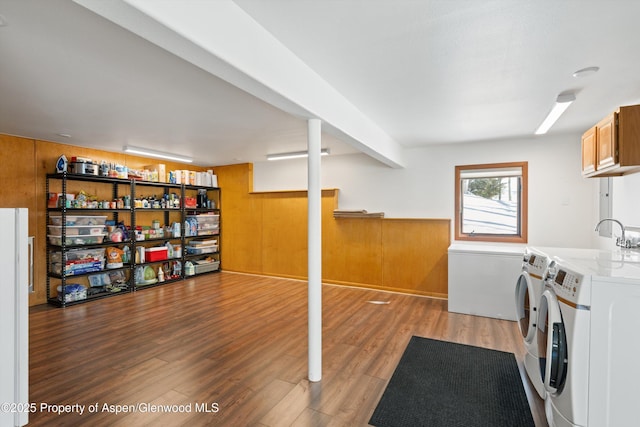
[455,162,528,243]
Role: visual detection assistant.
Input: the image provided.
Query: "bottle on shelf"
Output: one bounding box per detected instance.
[166,241,174,259]
[185,261,195,276]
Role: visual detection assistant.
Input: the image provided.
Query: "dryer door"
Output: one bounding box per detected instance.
[537,289,568,395]
[515,271,537,343]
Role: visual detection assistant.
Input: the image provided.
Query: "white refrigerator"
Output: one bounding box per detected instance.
[0,208,30,426]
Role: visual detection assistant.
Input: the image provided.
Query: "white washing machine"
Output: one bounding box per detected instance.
[514,246,549,399]
[537,248,640,427]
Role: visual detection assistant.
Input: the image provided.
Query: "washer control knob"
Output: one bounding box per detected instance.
[545,265,557,282]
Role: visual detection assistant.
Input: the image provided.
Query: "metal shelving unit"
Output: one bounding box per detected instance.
[46,172,221,307]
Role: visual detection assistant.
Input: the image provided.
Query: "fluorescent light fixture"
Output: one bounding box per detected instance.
[267,148,330,161]
[123,145,193,163]
[534,93,576,135]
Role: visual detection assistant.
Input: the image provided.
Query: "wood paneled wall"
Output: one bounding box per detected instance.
[1,133,212,305]
[1,135,450,305]
[0,135,38,304]
[215,163,450,298]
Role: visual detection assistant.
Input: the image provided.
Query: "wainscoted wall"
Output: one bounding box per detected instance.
[1,133,451,305]
[253,133,598,248]
[215,163,450,297]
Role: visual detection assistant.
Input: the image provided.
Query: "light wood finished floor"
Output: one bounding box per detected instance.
[28,272,547,426]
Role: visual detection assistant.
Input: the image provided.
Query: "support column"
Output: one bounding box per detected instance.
[307,118,322,382]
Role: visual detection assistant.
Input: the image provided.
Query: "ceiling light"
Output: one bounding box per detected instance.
[573,66,599,78]
[123,145,193,163]
[534,93,576,135]
[267,148,330,161]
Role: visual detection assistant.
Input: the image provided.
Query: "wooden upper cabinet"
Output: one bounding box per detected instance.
[596,112,617,170]
[581,126,597,175]
[582,104,640,177]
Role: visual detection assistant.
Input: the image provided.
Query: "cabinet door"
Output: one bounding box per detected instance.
[581,126,597,175]
[597,113,617,169]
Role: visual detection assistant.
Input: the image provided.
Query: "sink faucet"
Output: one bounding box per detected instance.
[595,218,629,248]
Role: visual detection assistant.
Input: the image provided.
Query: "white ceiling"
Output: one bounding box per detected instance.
[1,0,640,167]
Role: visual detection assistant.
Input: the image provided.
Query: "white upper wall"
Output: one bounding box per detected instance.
[253,133,599,248]
[611,173,640,228]
[594,172,640,250]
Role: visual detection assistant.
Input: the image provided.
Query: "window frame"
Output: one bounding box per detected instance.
[454,161,528,243]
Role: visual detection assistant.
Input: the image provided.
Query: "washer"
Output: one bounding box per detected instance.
[537,248,640,427]
[514,246,549,398]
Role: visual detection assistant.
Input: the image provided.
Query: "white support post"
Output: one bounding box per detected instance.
[307,118,322,382]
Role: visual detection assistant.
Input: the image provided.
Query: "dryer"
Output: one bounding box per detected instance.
[514,246,549,398]
[537,249,640,427]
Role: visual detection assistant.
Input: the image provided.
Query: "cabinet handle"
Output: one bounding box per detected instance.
[28,236,34,293]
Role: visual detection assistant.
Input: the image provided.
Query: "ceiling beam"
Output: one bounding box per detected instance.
[74,0,406,168]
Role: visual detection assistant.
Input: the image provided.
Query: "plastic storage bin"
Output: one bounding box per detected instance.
[189,239,217,247]
[51,260,104,276]
[50,248,105,276]
[186,214,219,236]
[48,225,106,236]
[186,238,217,254]
[51,248,106,263]
[56,284,87,302]
[50,215,107,226]
[186,245,218,255]
[48,233,107,246]
[194,260,220,274]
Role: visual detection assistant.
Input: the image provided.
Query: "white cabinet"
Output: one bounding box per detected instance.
[448,243,524,320]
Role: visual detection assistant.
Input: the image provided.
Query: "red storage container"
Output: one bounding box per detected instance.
[184,197,197,208]
[145,247,168,262]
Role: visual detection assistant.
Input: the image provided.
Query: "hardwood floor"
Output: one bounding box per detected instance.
[28,272,547,426]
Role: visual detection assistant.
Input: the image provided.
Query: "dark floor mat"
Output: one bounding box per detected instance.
[369,336,535,427]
